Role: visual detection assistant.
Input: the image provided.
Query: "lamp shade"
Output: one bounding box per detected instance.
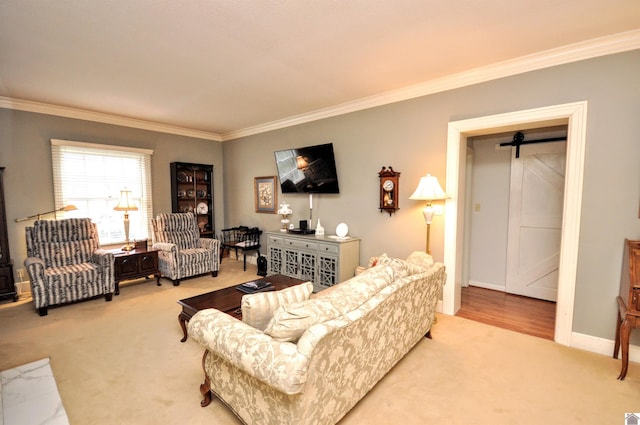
[409,174,449,201]
[296,156,308,170]
[113,189,138,212]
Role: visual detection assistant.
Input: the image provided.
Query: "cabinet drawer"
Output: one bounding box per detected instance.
[317,243,338,255]
[285,239,317,251]
[268,235,284,245]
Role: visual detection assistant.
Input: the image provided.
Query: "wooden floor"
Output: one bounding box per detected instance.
[456,285,556,340]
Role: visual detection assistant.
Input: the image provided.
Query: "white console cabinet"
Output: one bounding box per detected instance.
[266,231,360,292]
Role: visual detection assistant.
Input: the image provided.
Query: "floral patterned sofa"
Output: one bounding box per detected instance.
[188,252,446,425]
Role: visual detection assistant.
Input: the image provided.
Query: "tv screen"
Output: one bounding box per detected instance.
[274,143,340,194]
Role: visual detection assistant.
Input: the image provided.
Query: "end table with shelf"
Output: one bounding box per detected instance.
[112,248,161,295]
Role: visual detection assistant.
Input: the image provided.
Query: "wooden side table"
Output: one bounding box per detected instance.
[113,249,161,295]
[613,239,640,380]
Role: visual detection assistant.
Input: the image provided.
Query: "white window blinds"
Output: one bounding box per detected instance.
[51,139,153,246]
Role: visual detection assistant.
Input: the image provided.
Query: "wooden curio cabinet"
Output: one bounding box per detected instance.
[0,167,17,302]
[170,162,215,237]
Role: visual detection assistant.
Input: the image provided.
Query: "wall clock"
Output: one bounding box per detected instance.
[378,166,400,216]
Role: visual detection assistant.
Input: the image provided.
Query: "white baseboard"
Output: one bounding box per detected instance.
[467,280,506,292]
[571,331,640,363]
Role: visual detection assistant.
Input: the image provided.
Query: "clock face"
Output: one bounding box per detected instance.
[383,179,394,192]
[196,202,208,214]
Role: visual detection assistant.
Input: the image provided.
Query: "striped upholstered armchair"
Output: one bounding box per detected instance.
[24,218,115,316]
[151,212,220,286]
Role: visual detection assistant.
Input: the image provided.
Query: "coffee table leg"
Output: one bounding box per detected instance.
[178,312,189,342]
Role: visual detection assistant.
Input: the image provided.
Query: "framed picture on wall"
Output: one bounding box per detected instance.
[254,176,277,213]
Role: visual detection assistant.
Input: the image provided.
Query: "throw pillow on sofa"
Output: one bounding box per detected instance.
[406,251,434,269]
[264,296,347,342]
[241,282,314,331]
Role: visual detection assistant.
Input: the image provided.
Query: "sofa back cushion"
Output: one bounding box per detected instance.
[153,213,199,249]
[241,282,314,331]
[264,265,395,342]
[377,255,427,278]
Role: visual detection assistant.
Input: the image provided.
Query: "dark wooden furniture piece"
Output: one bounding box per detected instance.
[113,248,160,295]
[177,274,304,342]
[614,239,640,380]
[0,167,17,302]
[220,226,262,271]
[170,162,214,238]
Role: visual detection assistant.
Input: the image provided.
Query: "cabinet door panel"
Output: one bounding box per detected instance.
[299,252,316,282]
[284,249,299,276]
[118,257,138,275]
[139,253,157,274]
[318,255,338,287]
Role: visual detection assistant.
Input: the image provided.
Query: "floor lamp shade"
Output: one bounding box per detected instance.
[113,189,138,251]
[409,174,448,254]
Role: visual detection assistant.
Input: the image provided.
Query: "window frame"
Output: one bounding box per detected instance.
[51,139,153,246]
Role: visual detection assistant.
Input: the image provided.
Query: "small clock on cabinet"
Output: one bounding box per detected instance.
[378,166,400,216]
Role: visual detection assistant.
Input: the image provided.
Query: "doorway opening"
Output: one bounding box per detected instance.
[441,102,588,346]
[456,126,566,339]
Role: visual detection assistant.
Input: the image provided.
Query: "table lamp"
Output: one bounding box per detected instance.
[113,189,138,251]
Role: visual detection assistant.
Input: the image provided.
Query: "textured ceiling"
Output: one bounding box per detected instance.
[1,0,639,140]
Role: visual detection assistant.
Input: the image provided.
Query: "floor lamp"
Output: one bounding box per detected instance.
[409,174,448,255]
[113,189,138,251]
[15,205,77,222]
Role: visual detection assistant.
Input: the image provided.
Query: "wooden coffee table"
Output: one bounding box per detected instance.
[177,274,305,342]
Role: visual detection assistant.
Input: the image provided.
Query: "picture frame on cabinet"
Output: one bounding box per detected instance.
[254,176,277,213]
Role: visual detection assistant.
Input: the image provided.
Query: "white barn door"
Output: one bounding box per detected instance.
[505,142,566,301]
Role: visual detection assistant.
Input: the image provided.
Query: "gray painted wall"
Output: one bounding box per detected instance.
[0,109,225,276]
[0,50,639,343]
[223,50,640,341]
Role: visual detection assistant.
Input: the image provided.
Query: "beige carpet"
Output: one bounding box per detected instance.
[1,260,638,425]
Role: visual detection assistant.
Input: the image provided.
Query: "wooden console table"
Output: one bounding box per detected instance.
[613,239,640,380]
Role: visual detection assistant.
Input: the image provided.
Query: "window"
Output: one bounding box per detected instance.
[51,139,153,246]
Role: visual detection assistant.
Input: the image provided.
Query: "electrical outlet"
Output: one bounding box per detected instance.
[17,268,25,281]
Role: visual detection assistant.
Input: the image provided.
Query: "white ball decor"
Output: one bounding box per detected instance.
[335,223,349,238]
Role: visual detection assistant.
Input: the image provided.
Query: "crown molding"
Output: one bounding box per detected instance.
[222,29,640,141]
[1,30,638,142]
[0,97,223,142]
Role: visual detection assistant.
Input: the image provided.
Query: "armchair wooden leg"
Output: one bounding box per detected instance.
[211,271,218,277]
[38,307,48,316]
[105,293,113,302]
[173,279,181,286]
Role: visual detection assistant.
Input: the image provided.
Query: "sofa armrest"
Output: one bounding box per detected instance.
[198,237,220,252]
[93,249,115,292]
[24,257,47,308]
[188,308,310,395]
[152,242,177,253]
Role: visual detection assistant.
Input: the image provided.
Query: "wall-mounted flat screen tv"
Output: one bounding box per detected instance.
[274,143,340,194]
